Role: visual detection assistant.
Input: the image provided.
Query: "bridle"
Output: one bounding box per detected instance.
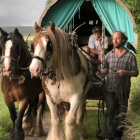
[1,32,30,72]
[32,30,53,71]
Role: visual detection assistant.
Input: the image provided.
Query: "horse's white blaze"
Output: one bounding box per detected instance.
[30,37,47,75]
[4,40,12,70]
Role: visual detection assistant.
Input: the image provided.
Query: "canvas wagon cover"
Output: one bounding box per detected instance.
[39,0,138,48]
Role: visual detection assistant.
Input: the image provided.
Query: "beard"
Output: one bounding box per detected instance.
[114,42,123,48]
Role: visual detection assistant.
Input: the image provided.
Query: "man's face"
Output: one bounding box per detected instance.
[112,32,124,48]
[93,33,102,40]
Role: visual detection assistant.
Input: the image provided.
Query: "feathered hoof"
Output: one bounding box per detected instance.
[46,126,64,140]
[32,128,45,137]
[65,123,84,140]
[15,131,24,140]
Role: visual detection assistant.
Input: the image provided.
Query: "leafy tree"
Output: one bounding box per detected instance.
[121,0,140,24]
[46,0,53,6]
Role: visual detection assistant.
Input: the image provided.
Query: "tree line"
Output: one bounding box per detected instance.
[122,0,140,24]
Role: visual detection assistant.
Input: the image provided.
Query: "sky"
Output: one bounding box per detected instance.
[0,0,47,27]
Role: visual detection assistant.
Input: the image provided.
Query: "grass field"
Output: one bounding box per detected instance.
[0,87,12,140]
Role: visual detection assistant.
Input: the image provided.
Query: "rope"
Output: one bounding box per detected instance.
[20,67,29,70]
[72,22,86,33]
[79,47,117,72]
[1,56,16,61]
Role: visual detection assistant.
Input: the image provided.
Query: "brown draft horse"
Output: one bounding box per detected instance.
[0,28,45,140]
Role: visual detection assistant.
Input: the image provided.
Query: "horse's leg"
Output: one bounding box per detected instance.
[14,99,28,140]
[31,105,45,136]
[8,104,17,139]
[31,92,45,136]
[22,96,38,136]
[3,97,17,139]
[46,95,64,140]
[22,105,34,136]
[76,96,86,126]
[65,95,84,140]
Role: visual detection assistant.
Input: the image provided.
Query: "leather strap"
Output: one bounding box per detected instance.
[32,56,44,64]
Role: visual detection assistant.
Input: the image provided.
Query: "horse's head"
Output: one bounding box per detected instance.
[29,22,54,77]
[0,28,28,77]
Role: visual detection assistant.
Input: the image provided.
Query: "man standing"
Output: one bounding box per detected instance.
[88,26,108,70]
[101,31,139,140]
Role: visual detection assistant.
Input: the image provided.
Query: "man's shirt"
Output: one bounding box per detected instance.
[104,48,139,93]
[88,34,108,51]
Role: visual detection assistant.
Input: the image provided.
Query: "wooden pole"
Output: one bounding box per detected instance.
[101,23,105,70]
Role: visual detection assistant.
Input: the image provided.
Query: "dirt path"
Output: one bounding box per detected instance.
[25,107,129,140]
[25,111,51,140]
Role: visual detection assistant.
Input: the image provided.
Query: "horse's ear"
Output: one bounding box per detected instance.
[14,28,19,35]
[0,28,8,37]
[50,21,55,33]
[35,22,41,33]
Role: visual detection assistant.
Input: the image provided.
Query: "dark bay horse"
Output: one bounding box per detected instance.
[0,28,45,140]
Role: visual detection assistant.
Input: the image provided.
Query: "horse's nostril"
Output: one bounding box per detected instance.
[36,68,40,72]
[8,67,11,71]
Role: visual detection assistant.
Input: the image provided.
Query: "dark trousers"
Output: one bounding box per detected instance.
[105,91,128,139]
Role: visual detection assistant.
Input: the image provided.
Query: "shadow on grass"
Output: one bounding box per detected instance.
[84,110,105,140]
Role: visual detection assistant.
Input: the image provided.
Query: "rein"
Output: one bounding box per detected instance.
[79,46,117,72]
[1,56,29,70]
[1,56,17,61]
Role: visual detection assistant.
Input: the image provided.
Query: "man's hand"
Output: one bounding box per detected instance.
[117,70,127,77]
[98,36,102,41]
[101,68,109,78]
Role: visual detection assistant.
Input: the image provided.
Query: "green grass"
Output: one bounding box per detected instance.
[0,88,12,140]
[84,110,105,140]
[86,102,98,107]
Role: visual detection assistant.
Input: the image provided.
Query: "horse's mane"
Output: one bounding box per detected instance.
[0,30,30,67]
[33,27,75,81]
[0,33,8,49]
[0,31,24,49]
